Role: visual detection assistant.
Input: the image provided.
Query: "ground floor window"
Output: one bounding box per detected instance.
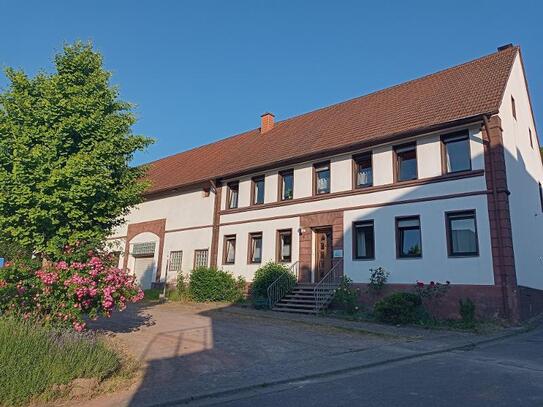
[169,250,183,272]
[446,211,479,257]
[353,220,375,259]
[277,229,292,262]
[248,233,263,264]
[223,235,236,264]
[193,249,208,269]
[396,216,422,258]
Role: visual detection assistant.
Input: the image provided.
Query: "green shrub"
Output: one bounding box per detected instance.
[373,292,424,324]
[331,276,359,314]
[144,288,161,300]
[459,298,476,324]
[0,318,119,406]
[251,262,295,304]
[189,267,245,302]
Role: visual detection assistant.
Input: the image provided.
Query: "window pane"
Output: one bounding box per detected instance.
[228,184,239,209]
[398,218,420,228]
[225,238,236,263]
[280,232,292,262]
[254,178,265,204]
[282,173,294,200]
[194,249,208,268]
[356,154,373,187]
[449,215,477,255]
[355,222,374,259]
[445,137,470,173]
[397,217,421,258]
[251,235,262,263]
[169,251,183,272]
[397,148,417,181]
[316,168,330,194]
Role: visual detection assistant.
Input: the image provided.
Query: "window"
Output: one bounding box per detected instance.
[539,183,543,213]
[529,129,534,149]
[396,216,422,258]
[353,221,375,260]
[227,182,239,209]
[193,249,208,269]
[223,235,236,264]
[248,233,263,264]
[354,152,373,188]
[131,242,156,257]
[446,211,479,257]
[279,170,294,201]
[511,96,517,120]
[202,187,210,197]
[169,250,183,272]
[394,143,417,182]
[442,132,471,173]
[277,229,292,262]
[314,162,330,195]
[251,176,265,205]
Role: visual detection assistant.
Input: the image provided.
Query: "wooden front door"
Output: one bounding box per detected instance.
[314,227,333,282]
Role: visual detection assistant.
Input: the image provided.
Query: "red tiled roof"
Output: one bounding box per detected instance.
[145,46,518,195]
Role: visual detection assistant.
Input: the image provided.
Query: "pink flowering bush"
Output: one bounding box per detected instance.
[0,253,143,331]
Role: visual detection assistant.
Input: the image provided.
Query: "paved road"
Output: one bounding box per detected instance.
[210,324,543,407]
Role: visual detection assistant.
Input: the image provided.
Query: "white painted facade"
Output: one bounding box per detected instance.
[499,53,543,289]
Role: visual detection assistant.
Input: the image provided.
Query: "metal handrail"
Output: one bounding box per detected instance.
[313,260,343,314]
[267,261,300,309]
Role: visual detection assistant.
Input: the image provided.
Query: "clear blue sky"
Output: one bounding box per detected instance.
[0,0,541,165]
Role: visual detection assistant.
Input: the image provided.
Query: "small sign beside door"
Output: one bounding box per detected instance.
[333,249,343,258]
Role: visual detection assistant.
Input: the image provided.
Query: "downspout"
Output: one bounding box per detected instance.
[482,114,510,319]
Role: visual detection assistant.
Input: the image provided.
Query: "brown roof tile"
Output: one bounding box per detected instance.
[145,46,518,194]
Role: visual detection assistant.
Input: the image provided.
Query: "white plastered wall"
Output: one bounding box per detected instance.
[499,53,543,289]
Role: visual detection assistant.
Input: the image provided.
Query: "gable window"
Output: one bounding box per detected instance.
[169,250,183,272]
[529,129,534,149]
[511,96,517,120]
[442,132,471,173]
[227,182,239,209]
[394,143,417,182]
[277,229,292,263]
[354,152,373,188]
[539,183,543,213]
[193,249,208,269]
[353,221,375,260]
[252,176,265,205]
[279,170,294,201]
[314,162,330,195]
[223,235,236,264]
[248,233,263,264]
[446,211,479,257]
[396,216,422,258]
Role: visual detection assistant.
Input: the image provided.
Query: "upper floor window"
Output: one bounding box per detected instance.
[277,229,292,262]
[252,176,265,205]
[354,152,373,188]
[279,170,294,201]
[314,162,330,195]
[353,220,375,260]
[446,211,479,257]
[529,128,534,149]
[223,235,236,264]
[248,233,263,264]
[442,132,471,173]
[511,96,517,120]
[396,216,422,258]
[394,143,417,182]
[227,182,239,209]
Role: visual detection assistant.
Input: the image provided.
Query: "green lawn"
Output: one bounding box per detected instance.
[0,318,120,406]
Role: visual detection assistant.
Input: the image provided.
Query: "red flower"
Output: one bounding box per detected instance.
[416,281,424,288]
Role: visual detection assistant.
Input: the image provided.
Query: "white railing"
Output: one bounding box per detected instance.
[267,262,300,309]
[313,260,343,314]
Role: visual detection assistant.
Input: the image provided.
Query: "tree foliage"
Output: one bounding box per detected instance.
[0,42,152,259]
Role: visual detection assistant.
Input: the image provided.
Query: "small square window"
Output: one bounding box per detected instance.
[354,152,373,188]
[314,162,330,195]
[446,211,479,257]
[277,229,292,262]
[248,233,263,264]
[279,170,294,201]
[442,132,471,173]
[395,144,417,182]
[223,235,236,264]
[227,182,239,209]
[169,250,183,272]
[511,96,517,120]
[193,249,208,269]
[252,176,265,205]
[396,216,422,258]
[353,221,375,259]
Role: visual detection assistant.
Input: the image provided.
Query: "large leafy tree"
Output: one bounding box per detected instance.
[0,42,152,260]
